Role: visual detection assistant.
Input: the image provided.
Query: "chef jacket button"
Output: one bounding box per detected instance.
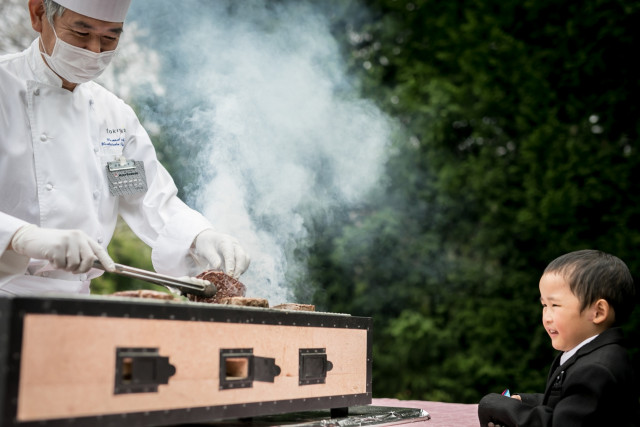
[40,134,48,142]
[94,147,100,153]
[97,237,104,244]
[79,274,87,281]
[45,183,53,191]
[93,190,100,199]
[34,88,40,96]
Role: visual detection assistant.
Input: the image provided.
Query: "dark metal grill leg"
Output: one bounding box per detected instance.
[331,407,349,418]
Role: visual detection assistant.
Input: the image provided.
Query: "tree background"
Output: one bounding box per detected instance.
[2,0,638,404]
[307,0,640,402]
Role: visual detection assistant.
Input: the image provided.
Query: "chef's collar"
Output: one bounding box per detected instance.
[27,38,67,89]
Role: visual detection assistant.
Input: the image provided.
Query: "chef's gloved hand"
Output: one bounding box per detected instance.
[11,224,116,274]
[190,229,250,278]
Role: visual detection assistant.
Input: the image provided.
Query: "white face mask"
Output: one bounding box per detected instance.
[40,26,116,84]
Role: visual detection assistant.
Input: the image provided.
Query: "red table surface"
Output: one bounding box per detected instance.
[372,398,479,427]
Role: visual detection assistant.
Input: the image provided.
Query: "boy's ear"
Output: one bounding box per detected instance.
[591,298,612,325]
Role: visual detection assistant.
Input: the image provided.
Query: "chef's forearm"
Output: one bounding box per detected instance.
[0,213,30,255]
[0,217,31,281]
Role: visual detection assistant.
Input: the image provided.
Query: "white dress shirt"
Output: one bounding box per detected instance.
[560,334,599,366]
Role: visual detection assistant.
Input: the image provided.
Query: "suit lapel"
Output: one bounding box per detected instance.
[542,328,624,403]
[543,354,564,402]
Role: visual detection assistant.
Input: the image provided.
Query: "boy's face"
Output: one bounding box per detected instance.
[539,273,599,352]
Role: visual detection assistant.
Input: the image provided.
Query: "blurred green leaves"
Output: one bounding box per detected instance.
[308,0,640,402]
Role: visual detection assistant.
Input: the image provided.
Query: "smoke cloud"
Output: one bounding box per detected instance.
[125,0,391,304]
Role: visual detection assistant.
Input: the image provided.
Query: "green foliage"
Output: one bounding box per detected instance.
[308,0,640,403]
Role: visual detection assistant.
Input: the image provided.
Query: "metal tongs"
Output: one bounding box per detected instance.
[93,261,217,297]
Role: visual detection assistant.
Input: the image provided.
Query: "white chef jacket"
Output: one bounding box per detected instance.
[0,39,213,295]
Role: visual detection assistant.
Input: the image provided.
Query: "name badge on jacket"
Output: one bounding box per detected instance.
[106,158,148,196]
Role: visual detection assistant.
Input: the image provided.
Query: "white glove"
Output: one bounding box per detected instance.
[11,224,115,274]
[191,229,250,278]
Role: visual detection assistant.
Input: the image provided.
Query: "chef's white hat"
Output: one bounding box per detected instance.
[54,0,132,22]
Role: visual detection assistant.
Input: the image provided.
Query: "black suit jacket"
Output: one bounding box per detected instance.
[478,327,639,427]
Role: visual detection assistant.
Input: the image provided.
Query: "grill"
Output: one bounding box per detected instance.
[0,294,372,426]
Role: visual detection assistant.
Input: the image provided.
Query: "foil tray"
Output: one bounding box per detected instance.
[178,405,430,426]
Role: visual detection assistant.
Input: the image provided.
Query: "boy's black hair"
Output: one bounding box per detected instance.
[544,249,636,325]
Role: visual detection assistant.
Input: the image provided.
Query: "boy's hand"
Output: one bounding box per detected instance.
[487,395,522,426]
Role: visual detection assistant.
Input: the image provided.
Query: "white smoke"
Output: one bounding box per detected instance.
[0,0,34,54]
[123,0,391,304]
[98,23,165,101]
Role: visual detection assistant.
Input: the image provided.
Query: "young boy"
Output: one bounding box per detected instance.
[478,249,639,427]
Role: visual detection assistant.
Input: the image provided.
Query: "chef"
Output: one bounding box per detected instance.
[0,0,250,295]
